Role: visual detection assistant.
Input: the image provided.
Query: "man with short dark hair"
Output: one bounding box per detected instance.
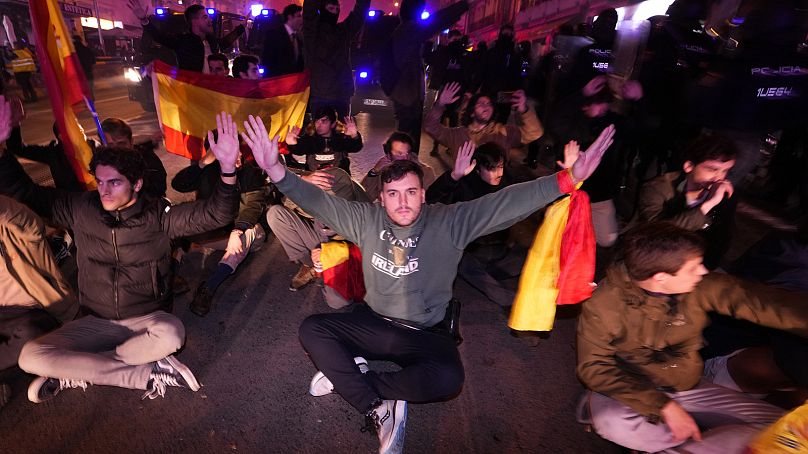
[285,106,362,173]
[129,0,245,73]
[261,4,305,77]
[361,131,436,201]
[242,115,614,454]
[207,53,230,76]
[101,117,168,199]
[576,222,808,453]
[233,54,260,80]
[0,103,241,403]
[633,133,738,268]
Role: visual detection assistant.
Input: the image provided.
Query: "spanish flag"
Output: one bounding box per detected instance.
[508,185,596,332]
[152,61,309,160]
[320,241,366,303]
[29,0,95,190]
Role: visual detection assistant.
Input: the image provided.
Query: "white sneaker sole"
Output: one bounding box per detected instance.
[308,357,369,397]
[164,356,201,391]
[380,400,408,454]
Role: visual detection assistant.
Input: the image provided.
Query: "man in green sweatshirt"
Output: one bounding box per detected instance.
[241,115,614,454]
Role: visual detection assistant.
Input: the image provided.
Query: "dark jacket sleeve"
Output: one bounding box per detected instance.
[170,164,205,193]
[217,25,245,51]
[334,133,363,153]
[161,177,240,239]
[425,170,462,204]
[6,127,52,163]
[234,188,269,231]
[138,145,168,198]
[0,149,77,229]
[344,0,371,36]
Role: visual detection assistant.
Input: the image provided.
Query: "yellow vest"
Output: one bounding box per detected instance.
[10,49,36,73]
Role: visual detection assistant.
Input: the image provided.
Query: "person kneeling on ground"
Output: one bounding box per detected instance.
[0,105,240,402]
[242,114,614,454]
[576,222,808,454]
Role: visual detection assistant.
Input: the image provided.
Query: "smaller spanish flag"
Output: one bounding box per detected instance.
[320,241,366,303]
[153,61,309,160]
[508,185,596,332]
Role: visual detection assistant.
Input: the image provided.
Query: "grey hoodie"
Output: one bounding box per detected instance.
[275,169,565,326]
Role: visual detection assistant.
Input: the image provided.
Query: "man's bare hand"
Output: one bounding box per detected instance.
[207,112,239,174]
[241,115,283,181]
[286,125,301,145]
[583,76,608,97]
[343,116,358,138]
[700,180,734,214]
[438,82,461,107]
[557,140,580,170]
[225,230,244,256]
[510,89,528,113]
[570,125,615,182]
[451,140,476,181]
[661,400,702,444]
[301,170,335,191]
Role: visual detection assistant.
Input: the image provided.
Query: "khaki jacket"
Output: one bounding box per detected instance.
[632,171,709,231]
[577,265,808,420]
[0,196,77,322]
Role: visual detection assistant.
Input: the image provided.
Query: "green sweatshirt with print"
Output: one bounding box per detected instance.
[275,169,566,326]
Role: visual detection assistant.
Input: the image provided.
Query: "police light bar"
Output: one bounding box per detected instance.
[258,66,265,75]
[155,7,166,16]
[358,70,369,79]
[261,9,270,16]
[368,10,376,17]
[420,11,430,20]
[206,8,216,15]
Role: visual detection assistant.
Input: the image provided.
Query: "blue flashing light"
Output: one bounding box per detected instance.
[730,16,745,25]
[155,7,166,16]
[206,8,216,16]
[420,10,430,20]
[261,8,270,16]
[358,70,369,79]
[368,10,376,17]
[258,66,265,75]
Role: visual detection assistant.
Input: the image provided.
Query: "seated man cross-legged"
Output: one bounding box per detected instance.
[576,222,808,453]
[0,104,240,402]
[241,114,615,454]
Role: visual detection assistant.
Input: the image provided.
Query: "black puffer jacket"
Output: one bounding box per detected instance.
[0,151,239,319]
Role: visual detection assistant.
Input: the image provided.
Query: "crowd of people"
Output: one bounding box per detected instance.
[1,0,807,453]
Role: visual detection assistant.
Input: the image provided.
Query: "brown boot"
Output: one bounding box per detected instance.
[289,264,316,291]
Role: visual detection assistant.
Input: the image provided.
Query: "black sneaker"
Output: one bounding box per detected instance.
[142,356,201,400]
[27,377,89,403]
[189,283,213,317]
[362,399,408,454]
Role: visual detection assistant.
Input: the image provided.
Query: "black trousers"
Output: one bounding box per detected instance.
[299,304,464,413]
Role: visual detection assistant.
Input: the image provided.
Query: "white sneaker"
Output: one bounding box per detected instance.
[142,355,201,400]
[309,357,369,397]
[28,377,89,403]
[364,399,408,454]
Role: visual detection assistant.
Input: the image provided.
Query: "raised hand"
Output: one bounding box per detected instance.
[225,230,244,256]
[582,75,608,97]
[0,95,12,144]
[344,116,358,138]
[510,89,528,113]
[622,80,644,101]
[301,170,335,191]
[570,125,615,183]
[451,140,476,181]
[127,0,149,19]
[241,115,283,181]
[438,82,461,107]
[700,180,734,214]
[207,112,239,174]
[286,125,301,145]
[557,140,580,170]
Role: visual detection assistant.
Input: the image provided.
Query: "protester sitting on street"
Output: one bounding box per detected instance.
[361,132,436,201]
[425,142,518,307]
[233,55,261,80]
[0,195,79,409]
[260,4,305,78]
[285,106,363,174]
[130,1,245,73]
[425,82,543,158]
[207,53,230,77]
[0,104,240,402]
[171,133,270,317]
[302,0,370,117]
[576,222,808,454]
[241,113,614,454]
[266,166,369,302]
[632,133,738,269]
[102,117,168,199]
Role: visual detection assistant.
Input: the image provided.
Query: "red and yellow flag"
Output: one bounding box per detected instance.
[29,0,95,190]
[152,61,309,160]
[508,186,596,332]
[320,241,366,303]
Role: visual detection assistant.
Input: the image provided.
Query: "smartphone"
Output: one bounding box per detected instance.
[497,91,515,103]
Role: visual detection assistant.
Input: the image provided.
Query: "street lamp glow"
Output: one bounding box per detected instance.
[420,11,430,20]
[394,2,399,6]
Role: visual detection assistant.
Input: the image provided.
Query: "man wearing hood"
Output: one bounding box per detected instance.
[477,23,525,124]
[303,0,370,118]
[380,0,469,154]
[564,8,618,97]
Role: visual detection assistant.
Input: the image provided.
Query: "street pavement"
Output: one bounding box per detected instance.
[0,75,796,454]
